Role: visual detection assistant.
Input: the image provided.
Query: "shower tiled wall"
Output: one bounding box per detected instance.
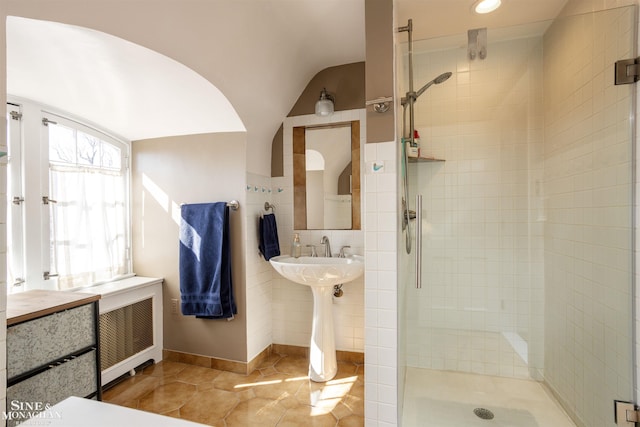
[401,35,545,379]
[543,6,635,427]
[269,110,366,353]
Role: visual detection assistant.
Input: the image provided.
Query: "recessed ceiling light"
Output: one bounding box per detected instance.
[473,0,502,14]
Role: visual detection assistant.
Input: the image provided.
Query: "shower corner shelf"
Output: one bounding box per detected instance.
[409,156,445,163]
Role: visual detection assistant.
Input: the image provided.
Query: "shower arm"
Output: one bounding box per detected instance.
[399,19,415,146]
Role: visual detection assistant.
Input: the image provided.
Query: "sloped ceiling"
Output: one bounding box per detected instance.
[5,0,366,175]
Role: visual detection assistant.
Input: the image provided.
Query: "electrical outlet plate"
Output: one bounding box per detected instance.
[171,299,178,314]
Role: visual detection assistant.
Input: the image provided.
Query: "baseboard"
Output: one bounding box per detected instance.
[272,343,364,364]
[163,345,272,375]
[163,344,364,375]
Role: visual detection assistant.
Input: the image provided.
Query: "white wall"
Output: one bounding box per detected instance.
[271,110,366,353]
[245,172,275,361]
[363,140,398,427]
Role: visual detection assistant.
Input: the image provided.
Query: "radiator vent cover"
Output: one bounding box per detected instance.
[99,298,154,371]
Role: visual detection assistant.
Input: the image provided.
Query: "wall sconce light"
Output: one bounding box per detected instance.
[315,88,334,116]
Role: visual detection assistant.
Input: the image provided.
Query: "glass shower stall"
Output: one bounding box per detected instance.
[397,5,636,427]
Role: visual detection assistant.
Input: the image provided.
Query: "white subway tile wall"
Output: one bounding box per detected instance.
[245,172,275,361]
[363,141,398,427]
[543,7,635,426]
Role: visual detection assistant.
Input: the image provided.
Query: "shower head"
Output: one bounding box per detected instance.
[415,71,452,98]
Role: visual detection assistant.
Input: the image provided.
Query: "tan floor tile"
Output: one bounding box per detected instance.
[180,389,239,425]
[274,356,310,376]
[295,382,345,415]
[277,405,337,427]
[224,397,286,427]
[256,353,283,369]
[138,381,197,413]
[213,370,265,392]
[341,393,364,417]
[336,414,364,426]
[102,375,163,405]
[109,353,365,427]
[331,401,354,420]
[333,362,358,380]
[294,380,327,406]
[162,409,182,419]
[252,373,306,402]
[259,366,278,376]
[177,365,223,385]
[143,361,190,378]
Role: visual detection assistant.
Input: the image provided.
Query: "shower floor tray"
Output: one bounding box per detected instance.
[402,368,576,427]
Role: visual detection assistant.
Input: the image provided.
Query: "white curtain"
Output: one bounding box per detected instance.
[49,164,127,289]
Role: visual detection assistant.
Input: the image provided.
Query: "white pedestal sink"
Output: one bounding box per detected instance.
[269,255,364,382]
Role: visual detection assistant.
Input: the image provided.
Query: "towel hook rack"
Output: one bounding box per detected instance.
[264,202,275,212]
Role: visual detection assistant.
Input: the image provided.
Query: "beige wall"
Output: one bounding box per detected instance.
[271,62,365,177]
[132,132,249,362]
[365,0,395,143]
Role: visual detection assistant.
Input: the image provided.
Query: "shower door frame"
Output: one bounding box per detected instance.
[397,5,639,427]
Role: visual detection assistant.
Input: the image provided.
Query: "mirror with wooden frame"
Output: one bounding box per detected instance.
[293,120,361,230]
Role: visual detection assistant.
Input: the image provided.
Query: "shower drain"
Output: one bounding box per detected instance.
[473,408,495,420]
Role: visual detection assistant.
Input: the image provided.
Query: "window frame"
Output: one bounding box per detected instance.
[7,99,133,292]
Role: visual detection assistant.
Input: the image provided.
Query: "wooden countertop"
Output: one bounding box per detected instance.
[7,290,100,326]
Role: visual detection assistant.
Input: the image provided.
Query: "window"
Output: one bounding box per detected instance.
[6,104,24,293]
[7,102,131,292]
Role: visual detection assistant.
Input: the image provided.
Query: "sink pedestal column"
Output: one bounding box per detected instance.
[309,286,337,382]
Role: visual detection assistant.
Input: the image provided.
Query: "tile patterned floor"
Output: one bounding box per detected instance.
[103,352,364,427]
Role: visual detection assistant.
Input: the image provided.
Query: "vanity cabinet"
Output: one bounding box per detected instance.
[6,290,102,426]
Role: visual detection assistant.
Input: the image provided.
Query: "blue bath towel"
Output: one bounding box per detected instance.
[259,213,280,261]
[179,202,237,319]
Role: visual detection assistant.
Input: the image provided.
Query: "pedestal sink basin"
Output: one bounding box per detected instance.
[269,255,364,382]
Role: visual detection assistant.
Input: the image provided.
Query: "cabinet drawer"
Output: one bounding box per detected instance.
[6,349,98,427]
[7,304,96,379]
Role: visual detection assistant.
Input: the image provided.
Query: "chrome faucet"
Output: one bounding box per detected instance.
[339,246,351,258]
[306,244,318,257]
[320,235,332,257]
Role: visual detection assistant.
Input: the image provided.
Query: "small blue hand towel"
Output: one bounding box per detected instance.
[179,202,237,319]
[259,213,280,261]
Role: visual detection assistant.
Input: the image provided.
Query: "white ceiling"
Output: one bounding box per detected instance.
[395,0,569,41]
[7,16,246,141]
[5,0,568,174]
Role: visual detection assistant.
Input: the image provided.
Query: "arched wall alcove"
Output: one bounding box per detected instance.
[7,16,246,140]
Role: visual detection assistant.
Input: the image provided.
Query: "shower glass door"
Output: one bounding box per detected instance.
[399,6,636,427]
